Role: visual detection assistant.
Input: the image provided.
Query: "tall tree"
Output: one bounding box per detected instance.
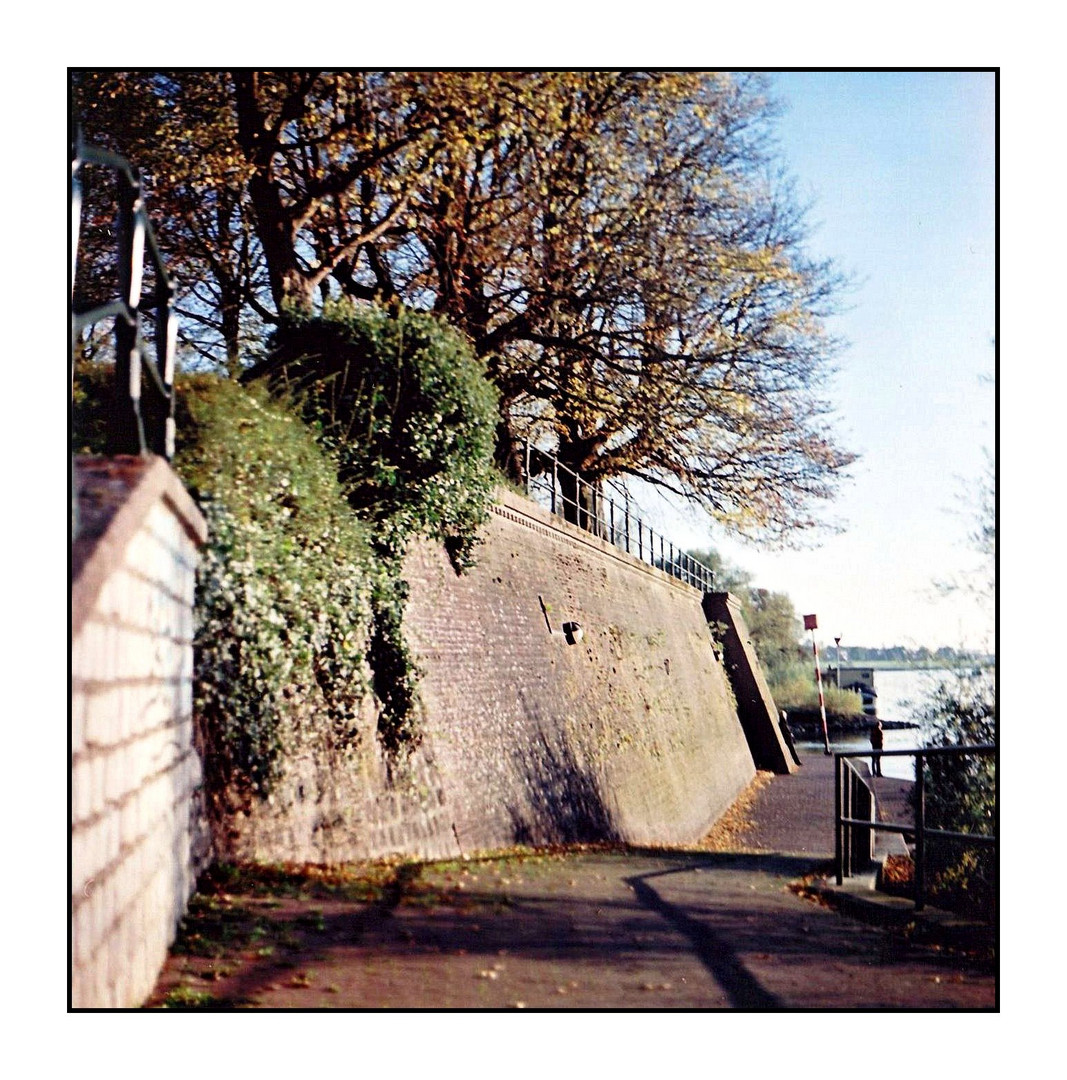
[390,72,855,541]
[73,70,856,544]
[72,71,457,363]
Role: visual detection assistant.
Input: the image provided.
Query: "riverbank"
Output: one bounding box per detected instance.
[832,659,994,672]
[781,708,918,741]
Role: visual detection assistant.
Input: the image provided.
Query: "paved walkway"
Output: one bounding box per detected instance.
[740,749,841,855]
[738,749,914,859]
[147,750,995,1010]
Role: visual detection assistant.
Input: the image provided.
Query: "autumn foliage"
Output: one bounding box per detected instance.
[72,70,855,543]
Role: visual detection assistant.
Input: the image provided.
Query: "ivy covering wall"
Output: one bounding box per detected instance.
[74,301,501,803]
[174,375,376,801]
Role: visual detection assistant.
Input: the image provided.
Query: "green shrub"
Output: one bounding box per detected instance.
[172,374,375,799]
[768,665,864,717]
[73,362,381,793]
[248,301,501,761]
[912,669,996,918]
[255,300,500,569]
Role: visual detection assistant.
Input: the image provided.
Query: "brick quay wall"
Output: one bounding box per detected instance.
[403,490,756,852]
[219,489,757,863]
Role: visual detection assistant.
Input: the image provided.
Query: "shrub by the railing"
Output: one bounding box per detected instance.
[768,666,865,720]
[912,670,997,919]
[72,354,114,454]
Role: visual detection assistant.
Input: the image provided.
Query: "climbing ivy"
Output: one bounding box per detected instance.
[251,301,500,758]
[172,375,375,798]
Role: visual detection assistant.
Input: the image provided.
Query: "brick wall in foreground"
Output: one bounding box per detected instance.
[71,457,209,1009]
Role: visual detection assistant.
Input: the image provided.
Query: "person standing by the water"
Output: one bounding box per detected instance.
[869,720,884,776]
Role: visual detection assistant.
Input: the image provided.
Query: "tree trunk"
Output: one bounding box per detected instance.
[555,462,601,532]
[553,428,614,535]
[494,419,525,485]
[233,71,315,317]
[247,170,314,314]
[220,288,242,376]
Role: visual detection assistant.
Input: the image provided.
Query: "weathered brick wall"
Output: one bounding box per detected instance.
[71,458,209,1009]
[69,464,759,1007]
[219,489,756,862]
[404,490,756,851]
[208,697,457,865]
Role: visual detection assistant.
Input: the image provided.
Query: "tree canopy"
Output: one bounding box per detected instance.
[72,69,856,543]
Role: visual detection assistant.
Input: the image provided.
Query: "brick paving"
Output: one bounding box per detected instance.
[742,749,839,856]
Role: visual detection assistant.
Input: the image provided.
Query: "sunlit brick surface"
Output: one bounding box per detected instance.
[71,458,208,1009]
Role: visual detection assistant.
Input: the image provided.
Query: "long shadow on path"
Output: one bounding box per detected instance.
[146,849,995,1009]
[625,863,781,1008]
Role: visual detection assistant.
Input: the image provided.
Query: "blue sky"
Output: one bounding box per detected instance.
[640,70,996,651]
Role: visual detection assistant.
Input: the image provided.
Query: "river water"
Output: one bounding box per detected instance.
[796,667,963,780]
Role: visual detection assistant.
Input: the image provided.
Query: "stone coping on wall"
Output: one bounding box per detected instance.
[72,455,208,638]
[493,487,703,595]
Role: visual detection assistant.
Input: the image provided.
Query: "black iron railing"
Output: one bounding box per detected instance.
[71,139,178,459]
[834,744,997,911]
[523,442,715,593]
[836,756,877,876]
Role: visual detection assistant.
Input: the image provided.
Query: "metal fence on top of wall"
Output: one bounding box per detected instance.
[523,442,715,593]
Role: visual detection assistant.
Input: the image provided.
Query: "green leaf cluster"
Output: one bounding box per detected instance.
[912,670,996,918]
[171,374,375,798]
[257,299,500,570]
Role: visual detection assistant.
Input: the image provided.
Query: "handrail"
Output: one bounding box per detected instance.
[835,756,877,876]
[522,442,715,593]
[71,138,179,460]
[834,744,996,912]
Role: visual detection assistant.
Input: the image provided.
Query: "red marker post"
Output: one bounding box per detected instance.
[804,614,831,755]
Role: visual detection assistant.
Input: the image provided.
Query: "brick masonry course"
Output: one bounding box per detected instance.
[219,489,757,864]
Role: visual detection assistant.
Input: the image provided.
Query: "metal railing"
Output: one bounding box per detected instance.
[71,138,178,459]
[835,744,997,911]
[523,442,715,592]
[837,756,877,876]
